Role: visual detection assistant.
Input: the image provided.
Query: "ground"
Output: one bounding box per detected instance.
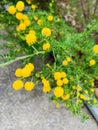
[0,62,98,130]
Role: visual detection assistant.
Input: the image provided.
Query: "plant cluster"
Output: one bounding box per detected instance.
[0,0,98,121]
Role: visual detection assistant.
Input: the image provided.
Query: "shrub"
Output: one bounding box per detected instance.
[0,0,98,122]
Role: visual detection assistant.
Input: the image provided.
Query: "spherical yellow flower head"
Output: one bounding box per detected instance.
[25,63,34,72]
[66,57,72,62]
[24,19,31,27]
[37,19,43,25]
[56,79,63,86]
[24,82,35,91]
[31,4,38,10]
[63,78,69,84]
[54,72,61,80]
[22,67,31,78]
[93,45,98,53]
[42,79,51,93]
[62,60,68,66]
[8,6,16,15]
[43,43,50,51]
[16,12,23,20]
[42,27,51,37]
[89,59,96,66]
[15,68,23,77]
[26,33,37,45]
[47,15,53,21]
[26,0,31,4]
[54,87,64,98]
[16,1,25,11]
[61,72,67,78]
[18,23,26,31]
[29,30,36,35]
[62,94,70,100]
[55,103,60,108]
[79,94,84,99]
[13,80,24,90]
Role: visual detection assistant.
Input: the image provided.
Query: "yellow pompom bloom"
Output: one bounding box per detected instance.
[61,72,67,78]
[63,78,69,84]
[57,80,63,86]
[24,19,31,27]
[8,6,16,15]
[55,103,60,108]
[47,15,53,21]
[37,19,43,25]
[43,85,51,93]
[19,23,26,31]
[43,43,50,51]
[62,60,68,66]
[26,33,37,45]
[66,57,71,62]
[22,14,28,20]
[22,67,31,78]
[54,87,64,98]
[80,94,85,99]
[93,98,97,103]
[16,12,23,20]
[54,72,61,80]
[16,1,25,11]
[29,30,36,35]
[42,27,51,37]
[25,63,34,72]
[93,45,98,53]
[15,68,23,77]
[62,94,70,100]
[24,82,34,91]
[13,80,24,90]
[90,59,96,66]
[31,4,37,10]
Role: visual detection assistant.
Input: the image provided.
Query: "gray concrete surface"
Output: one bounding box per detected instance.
[0,63,98,130]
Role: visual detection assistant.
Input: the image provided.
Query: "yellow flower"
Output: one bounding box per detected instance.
[54,87,64,98]
[84,90,88,94]
[93,45,98,53]
[31,4,37,10]
[24,19,31,27]
[93,98,97,103]
[90,59,96,66]
[26,33,37,45]
[66,57,71,62]
[25,63,34,72]
[24,82,35,91]
[15,12,23,20]
[26,0,31,4]
[33,16,38,21]
[72,86,76,89]
[29,30,36,35]
[42,27,51,37]
[62,94,70,100]
[80,94,85,99]
[57,80,63,86]
[62,60,68,66]
[22,67,31,78]
[61,72,67,78]
[8,6,16,15]
[37,19,43,25]
[47,15,53,21]
[63,78,69,84]
[22,14,28,20]
[16,1,25,11]
[42,79,51,93]
[77,85,82,91]
[43,85,51,93]
[43,43,50,51]
[54,72,61,80]
[19,23,26,31]
[13,80,24,90]
[15,68,23,77]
